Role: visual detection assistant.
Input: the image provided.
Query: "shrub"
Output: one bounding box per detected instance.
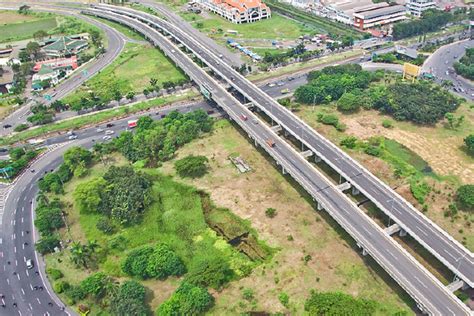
[157,282,214,316]
[340,136,357,149]
[317,113,339,126]
[122,246,154,279]
[47,268,63,280]
[464,134,474,155]
[80,272,109,299]
[185,256,233,289]
[146,244,186,279]
[96,218,116,235]
[14,123,29,132]
[242,288,254,301]
[265,207,277,218]
[175,155,209,178]
[304,290,376,315]
[65,285,86,303]
[410,177,431,204]
[364,146,381,157]
[54,280,70,294]
[278,292,290,308]
[456,185,474,211]
[382,119,393,128]
[337,92,361,112]
[111,280,149,316]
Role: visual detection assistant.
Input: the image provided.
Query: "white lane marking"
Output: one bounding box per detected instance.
[414,276,427,289]
[25,270,29,277]
[415,225,428,237]
[30,284,33,290]
[23,257,26,263]
[443,249,457,261]
[15,259,17,266]
[14,246,16,253]
[21,288,25,295]
[36,298,41,304]
[28,303,33,310]
[21,207,24,212]
[16,273,20,280]
[6,278,9,285]
[21,217,23,223]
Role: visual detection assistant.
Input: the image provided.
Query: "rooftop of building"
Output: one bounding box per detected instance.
[0,70,14,85]
[354,4,407,19]
[43,36,88,53]
[212,0,269,12]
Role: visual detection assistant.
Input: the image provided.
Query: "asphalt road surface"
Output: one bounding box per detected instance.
[85,7,471,314]
[110,5,474,289]
[422,39,474,100]
[0,4,127,137]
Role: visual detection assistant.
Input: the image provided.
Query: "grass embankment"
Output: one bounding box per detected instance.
[62,42,186,106]
[0,11,57,42]
[248,49,363,82]
[90,16,145,41]
[46,152,270,311]
[1,92,197,146]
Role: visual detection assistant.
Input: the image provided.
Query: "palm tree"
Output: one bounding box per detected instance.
[149,77,158,88]
[70,242,88,268]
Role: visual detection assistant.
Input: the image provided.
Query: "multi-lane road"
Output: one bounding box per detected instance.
[0,3,127,136]
[99,4,474,291]
[85,6,471,314]
[423,39,474,100]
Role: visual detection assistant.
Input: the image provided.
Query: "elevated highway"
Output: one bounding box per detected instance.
[92,4,474,290]
[84,7,471,314]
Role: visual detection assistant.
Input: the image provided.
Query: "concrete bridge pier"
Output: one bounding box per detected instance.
[317,201,323,211]
[399,229,407,237]
[351,186,360,195]
[314,155,321,163]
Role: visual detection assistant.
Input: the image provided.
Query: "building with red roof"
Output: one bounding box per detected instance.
[33,56,78,73]
[199,0,271,23]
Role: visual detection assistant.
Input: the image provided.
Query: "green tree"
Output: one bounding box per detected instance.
[33,30,48,42]
[337,92,361,112]
[456,185,474,211]
[35,234,60,254]
[73,177,106,213]
[146,244,186,279]
[63,146,92,173]
[34,206,63,235]
[174,155,209,178]
[157,282,214,316]
[464,134,474,154]
[340,136,358,149]
[25,41,41,59]
[80,272,109,299]
[110,280,148,316]
[122,245,154,278]
[126,91,136,101]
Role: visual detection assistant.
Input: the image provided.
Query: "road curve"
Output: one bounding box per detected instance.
[0,3,127,136]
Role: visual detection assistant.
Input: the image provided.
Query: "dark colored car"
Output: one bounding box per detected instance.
[106,123,114,128]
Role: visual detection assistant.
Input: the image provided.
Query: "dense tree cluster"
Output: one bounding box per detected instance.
[115,110,213,163]
[122,243,186,279]
[454,48,474,80]
[294,64,379,105]
[157,282,214,316]
[304,290,376,315]
[34,199,64,236]
[175,155,209,178]
[392,9,453,40]
[465,134,474,155]
[377,82,460,124]
[0,147,37,179]
[27,104,54,125]
[74,166,151,225]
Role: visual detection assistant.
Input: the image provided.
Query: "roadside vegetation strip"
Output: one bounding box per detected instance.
[248,49,363,82]
[90,16,145,41]
[1,92,199,146]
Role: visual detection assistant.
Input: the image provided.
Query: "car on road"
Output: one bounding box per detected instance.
[240,114,248,121]
[26,259,34,269]
[68,135,78,140]
[106,123,114,128]
[102,135,112,141]
[268,83,276,87]
[280,88,290,94]
[96,128,104,133]
[105,130,114,135]
[0,148,7,153]
[218,54,223,58]
[277,81,284,86]
[288,76,295,81]
[3,124,12,129]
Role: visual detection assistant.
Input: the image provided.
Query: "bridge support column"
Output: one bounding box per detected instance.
[317,202,323,211]
[314,155,321,163]
[282,166,286,175]
[351,186,360,195]
[399,229,407,237]
[361,248,368,256]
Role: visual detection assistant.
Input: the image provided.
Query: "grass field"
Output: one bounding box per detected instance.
[194,13,313,41]
[62,42,186,106]
[0,10,61,42]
